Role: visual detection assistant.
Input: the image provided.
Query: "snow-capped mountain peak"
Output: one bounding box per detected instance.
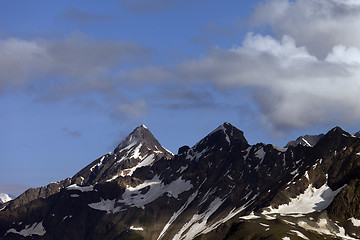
[114,125,157,152]
[72,125,173,185]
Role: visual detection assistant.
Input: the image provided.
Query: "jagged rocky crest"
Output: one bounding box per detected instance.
[73,124,173,185]
[4,125,172,210]
[285,133,325,148]
[1,123,360,240]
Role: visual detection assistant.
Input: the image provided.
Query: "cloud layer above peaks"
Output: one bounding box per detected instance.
[2,0,360,134]
[121,0,360,132]
[174,33,360,130]
[249,0,360,58]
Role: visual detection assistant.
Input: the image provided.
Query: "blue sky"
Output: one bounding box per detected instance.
[1,0,360,196]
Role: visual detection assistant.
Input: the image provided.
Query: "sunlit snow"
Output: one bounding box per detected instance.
[239,211,261,220]
[157,190,199,240]
[118,175,193,208]
[0,193,13,203]
[172,197,225,240]
[130,226,143,231]
[123,153,156,176]
[290,230,309,240]
[88,199,121,214]
[298,218,358,240]
[66,184,94,192]
[301,138,312,147]
[349,217,360,227]
[90,156,105,172]
[263,182,345,214]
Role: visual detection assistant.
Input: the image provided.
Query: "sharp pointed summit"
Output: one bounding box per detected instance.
[74,125,173,184]
[315,126,353,148]
[195,122,248,150]
[114,125,166,154]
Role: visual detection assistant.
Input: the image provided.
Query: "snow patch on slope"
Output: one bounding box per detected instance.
[88,199,121,214]
[157,190,199,240]
[239,211,261,220]
[130,226,143,231]
[349,217,360,227]
[90,156,105,172]
[263,183,345,214]
[290,230,309,240]
[255,147,266,160]
[172,197,225,240]
[118,175,192,208]
[298,218,357,240]
[122,153,156,176]
[301,138,312,147]
[66,184,94,192]
[6,222,46,237]
[0,193,13,204]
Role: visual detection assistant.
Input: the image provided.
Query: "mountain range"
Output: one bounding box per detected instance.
[1,123,360,239]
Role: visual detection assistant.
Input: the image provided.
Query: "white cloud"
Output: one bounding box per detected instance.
[0,38,49,89]
[160,0,360,132]
[3,0,360,133]
[113,99,148,118]
[249,0,360,57]
[177,33,319,87]
[0,33,149,94]
[326,45,360,66]
[175,33,360,130]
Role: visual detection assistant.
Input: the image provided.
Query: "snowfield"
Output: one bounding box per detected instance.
[263,182,345,215]
[6,222,46,237]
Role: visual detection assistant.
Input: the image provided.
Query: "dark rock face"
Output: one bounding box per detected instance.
[2,123,360,240]
[178,146,190,155]
[4,178,73,211]
[354,131,360,138]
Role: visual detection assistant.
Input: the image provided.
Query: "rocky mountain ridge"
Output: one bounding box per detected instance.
[285,133,325,148]
[1,123,360,240]
[285,128,360,148]
[4,125,172,211]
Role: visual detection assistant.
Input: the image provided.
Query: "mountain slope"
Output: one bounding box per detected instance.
[72,124,173,185]
[1,123,360,240]
[3,125,172,211]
